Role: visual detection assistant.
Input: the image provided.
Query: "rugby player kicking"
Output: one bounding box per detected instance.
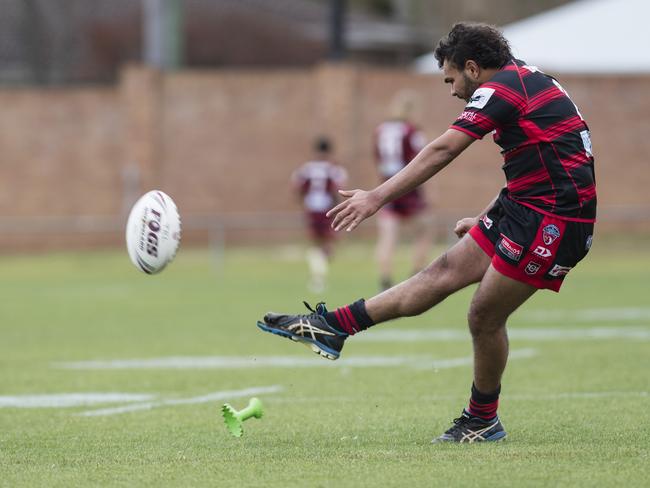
[258,22,596,443]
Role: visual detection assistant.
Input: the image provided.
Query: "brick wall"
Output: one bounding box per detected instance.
[1,64,648,249]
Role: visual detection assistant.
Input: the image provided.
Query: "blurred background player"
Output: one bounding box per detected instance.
[291,137,348,292]
[373,91,434,290]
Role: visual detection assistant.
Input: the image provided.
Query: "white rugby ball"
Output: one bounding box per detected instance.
[125,190,181,274]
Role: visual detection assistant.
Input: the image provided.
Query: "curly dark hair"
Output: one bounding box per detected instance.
[434,22,512,70]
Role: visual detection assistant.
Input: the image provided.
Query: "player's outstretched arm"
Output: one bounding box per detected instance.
[327,129,474,232]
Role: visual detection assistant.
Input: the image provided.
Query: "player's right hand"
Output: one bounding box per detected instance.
[454,217,479,238]
[327,189,381,232]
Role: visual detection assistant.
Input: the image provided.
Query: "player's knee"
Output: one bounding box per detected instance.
[467,300,505,337]
[420,252,455,292]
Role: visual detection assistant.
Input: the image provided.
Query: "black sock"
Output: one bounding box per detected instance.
[324,299,375,335]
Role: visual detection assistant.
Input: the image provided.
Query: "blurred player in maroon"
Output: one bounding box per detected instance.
[291,137,348,292]
[374,92,434,290]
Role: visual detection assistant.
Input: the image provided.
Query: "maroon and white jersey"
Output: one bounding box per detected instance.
[374,120,427,179]
[292,161,348,213]
[451,59,596,222]
[374,120,428,218]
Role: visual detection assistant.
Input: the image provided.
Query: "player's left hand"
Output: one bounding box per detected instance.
[327,189,381,232]
[454,217,479,238]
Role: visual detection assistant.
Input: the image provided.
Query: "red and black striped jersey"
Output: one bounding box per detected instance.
[451,59,596,222]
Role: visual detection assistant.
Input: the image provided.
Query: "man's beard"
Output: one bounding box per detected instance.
[462,73,481,102]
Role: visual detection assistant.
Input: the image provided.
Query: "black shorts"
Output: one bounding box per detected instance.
[469,193,594,292]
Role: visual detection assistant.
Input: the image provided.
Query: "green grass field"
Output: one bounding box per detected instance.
[1,238,649,487]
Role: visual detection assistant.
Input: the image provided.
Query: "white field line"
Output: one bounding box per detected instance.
[0,393,155,409]
[520,307,650,322]
[55,349,537,371]
[77,385,284,417]
[356,326,650,343]
[411,348,536,370]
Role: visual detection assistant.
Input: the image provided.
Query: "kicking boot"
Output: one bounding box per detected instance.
[431,410,507,443]
[257,301,348,360]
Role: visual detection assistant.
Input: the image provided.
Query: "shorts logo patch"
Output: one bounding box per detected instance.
[585,235,593,251]
[498,234,523,262]
[525,261,542,275]
[481,215,493,229]
[548,264,572,277]
[542,224,561,245]
[466,87,495,109]
[533,245,552,259]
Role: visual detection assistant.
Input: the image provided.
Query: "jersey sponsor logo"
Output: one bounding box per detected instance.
[481,215,493,229]
[525,261,542,276]
[548,264,572,277]
[458,110,477,122]
[542,224,561,245]
[533,245,552,259]
[498,234,523,262]
[585,235,593,251]
[466,87,495,110]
